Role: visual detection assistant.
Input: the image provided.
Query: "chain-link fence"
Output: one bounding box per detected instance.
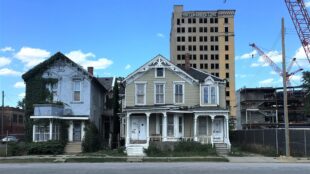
[230,129,310,156]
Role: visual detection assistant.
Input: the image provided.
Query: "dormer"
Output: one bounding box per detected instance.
[200,76,219,106]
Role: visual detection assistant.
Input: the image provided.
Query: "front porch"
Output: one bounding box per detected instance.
[124,110,230,151]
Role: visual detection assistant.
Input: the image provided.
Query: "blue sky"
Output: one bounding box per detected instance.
[0,0,310,107]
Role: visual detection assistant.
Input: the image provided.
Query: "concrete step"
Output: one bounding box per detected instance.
[65,142,82,154]
[214,143,229,156]
[126,146,145,157]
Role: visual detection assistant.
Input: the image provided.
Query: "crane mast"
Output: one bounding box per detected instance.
[285,0,310,63]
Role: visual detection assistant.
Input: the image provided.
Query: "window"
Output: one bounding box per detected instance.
[226,82,230,87]
[174,83,184,104]
[73,80,81,102]
[202,85,218,105]
[167,115,174,137]
[193,18,196,23]
[182,37,185,42]
[200,64,203,69]
[199,27,203,33]
[225,45,229,51]
[199,36,203,42]
[226,63,229,69]
[13,114,17,123]
[35,125,50,142]
[200,55,203,60]
[177,27,180,33]
[225,27,229,33]
[198,117,207,135]
[226,73,230,78]
[204,18,208,23]
[226,91,230,97]
[204,27,208,32]
[135,83,146,105]
[193,36,196,42]
[225,54,229,60]
[155,83,165,104]
[182,27,185,33]
[193,27,196,33]
[177,18,180,25]
[204,64,208,69]
[193,64,197,68]
[204,54,208,60]
[215,64,219,69]
[188,36,192,42]
[188,18,192,24]
[225,36,229,42]
[224,18,229,24]
[182,19,184,23]
[214,18,218,23]
[177,37,181,42]
[177,55,181,60]
[199,18,203,23]
[156,68,164,77]
[47,82,58,101]
[18,115,23,124]
[188,27,192,33]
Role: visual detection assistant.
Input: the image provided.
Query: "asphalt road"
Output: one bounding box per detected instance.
[0,163,309,174]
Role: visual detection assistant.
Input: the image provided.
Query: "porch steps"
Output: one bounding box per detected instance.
[65,142,82,154]
[126,146,145,157]
[214,143,230,156]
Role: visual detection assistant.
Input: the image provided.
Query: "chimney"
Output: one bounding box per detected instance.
[87,67,94,76]
[185,53,190,70]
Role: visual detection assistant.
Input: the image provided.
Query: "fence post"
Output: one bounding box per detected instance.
[304,130,307,157]
[276,128,279,155]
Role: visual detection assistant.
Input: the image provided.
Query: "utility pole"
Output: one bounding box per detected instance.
[282,17,290,157]
[1,91,4,138]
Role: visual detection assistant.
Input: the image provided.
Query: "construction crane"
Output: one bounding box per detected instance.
[249,43,303,86]
[284,0,310,63]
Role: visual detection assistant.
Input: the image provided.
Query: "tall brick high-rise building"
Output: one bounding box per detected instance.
[170,5,236,117]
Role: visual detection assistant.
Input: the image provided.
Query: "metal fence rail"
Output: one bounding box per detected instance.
[230,129,310,156]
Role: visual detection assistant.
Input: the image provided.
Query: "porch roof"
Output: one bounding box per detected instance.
[30,115,89,120]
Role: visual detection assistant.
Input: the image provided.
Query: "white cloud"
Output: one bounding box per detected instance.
[270,71,277,75]
[0,57,11,67]
[66,50,113,70]
[14,81,25,88]
[156,33,165,38]
[235,74,247,78]
[125,64,131,70]
[250,63,260,67]
[290,74,302,82]
[15,47,51,68]
[18,92,25,99]
[236,50,257,60]
[0,68,22,76]
[66,50,95,63]
[0,46,14,52]
[305,0,310,8]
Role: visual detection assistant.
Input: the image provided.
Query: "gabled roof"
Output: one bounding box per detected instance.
[123,54,199,84]
[97,77,114,91]
[22,52,93,81]
[22,52,107,91]
[123,54,224,84]
[177,65,224,82]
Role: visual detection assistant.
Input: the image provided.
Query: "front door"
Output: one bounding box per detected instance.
[73,121,81,142]
[131,116,146,141]
[213,117,224,142]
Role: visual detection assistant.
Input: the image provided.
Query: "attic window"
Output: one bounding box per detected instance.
[156,68,164,78]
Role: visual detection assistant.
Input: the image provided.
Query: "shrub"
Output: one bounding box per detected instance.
[27,141,65,155]
[144,142,217,157]
[8,142,28,156]
[82,123,101,152]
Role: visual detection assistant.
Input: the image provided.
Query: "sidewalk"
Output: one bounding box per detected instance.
[0,155,309,163]
[226,156,310,163]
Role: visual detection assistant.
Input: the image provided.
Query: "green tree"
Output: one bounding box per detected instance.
[17,97,25,110]
[302,71,310,114]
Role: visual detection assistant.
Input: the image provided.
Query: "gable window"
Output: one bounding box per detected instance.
[154,83,165,104]
[155,68,164,78]
[135,83,146,105]
[174,83,184,104]
[202,85,218,105]
[46,82,58,102]
[73,80,81,102]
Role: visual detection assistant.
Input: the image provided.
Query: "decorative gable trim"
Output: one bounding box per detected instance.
[123,54,199,85]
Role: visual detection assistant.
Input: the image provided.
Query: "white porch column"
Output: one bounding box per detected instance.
[146,113,150,145]
[49,119,53,140]
[211,116,214,146]
[81,121,85,141]
[226,114,230,140]
[126,113,130,146]
[194,114,198,141]
[32,124,36,142]
[162,112,167,141]
[68,121,73,142]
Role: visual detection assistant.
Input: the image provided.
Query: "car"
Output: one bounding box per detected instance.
[1,136,18,143]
